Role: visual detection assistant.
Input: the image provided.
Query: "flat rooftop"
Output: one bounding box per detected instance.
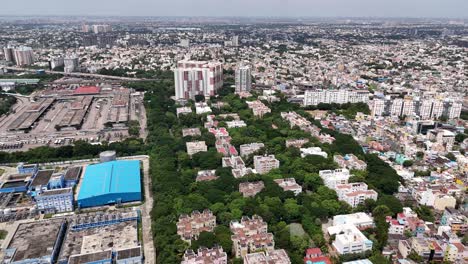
[69,250,112,264]
[31,170,54,186]
[7,219,65,262]
[59,217,138,262]
[64,166,82,181]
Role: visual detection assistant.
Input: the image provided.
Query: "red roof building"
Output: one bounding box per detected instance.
[74,86,101,95]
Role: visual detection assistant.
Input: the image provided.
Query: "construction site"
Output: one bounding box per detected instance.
[0,80,147,151]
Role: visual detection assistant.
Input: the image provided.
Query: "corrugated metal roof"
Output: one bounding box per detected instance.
[77,160,141,200]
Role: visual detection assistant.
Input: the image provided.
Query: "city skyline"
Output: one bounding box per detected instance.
[0,0,467,18]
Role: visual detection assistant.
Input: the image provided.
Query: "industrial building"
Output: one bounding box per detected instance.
[58,210,142,264]
[77,160,142,208]
[3,219,67,264]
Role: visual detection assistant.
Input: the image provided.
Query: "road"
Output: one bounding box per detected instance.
[3,66,148,82]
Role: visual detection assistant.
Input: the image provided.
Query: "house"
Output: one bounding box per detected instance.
[274,178,303,196]
[230,215,274,258]
[177,210,216,243]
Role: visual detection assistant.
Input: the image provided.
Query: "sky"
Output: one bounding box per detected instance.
[1,0,467,18]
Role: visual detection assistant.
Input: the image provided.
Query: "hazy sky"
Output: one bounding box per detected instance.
[1,0,467,18]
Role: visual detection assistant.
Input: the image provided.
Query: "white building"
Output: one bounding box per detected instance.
[64,55,79,73]
[226,120,247,128]
[300,147,328,158]
[303,89,369,106]
[328,224,373,255]
[235,65,252,93]
[35,187,74,213]
[253,155,280,174]
[335,182,378,208]
[195,102,212,115]
[274,178,302,196]
[174,60,223,100]
[240,143,264,157]
[333,213,375,230]
[319,169,351,190]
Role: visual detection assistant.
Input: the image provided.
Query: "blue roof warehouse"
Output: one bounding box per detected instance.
[77,160,141,208]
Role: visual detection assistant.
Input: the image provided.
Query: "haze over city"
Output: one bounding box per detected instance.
[0,0,468,18]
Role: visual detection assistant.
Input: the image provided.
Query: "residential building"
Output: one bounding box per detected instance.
[254,155,280,174]
[177,209,216,243]
[226,120,247,128]
[300,147,328,158]
[181,246,227,264]
[13,46,34,66]
[274,178,303,196]
[427,129,456,152]
[332,213,374,230]
[303,89,369,106]
[230,215,274,258]
[244,249,291,264]
[334,154,367,170]
[235,65,252,93]
[319,169,351,189]
[174,60,223,100]
[335,182,378,208]
[371,98,462,119]
[303,248,332,264]
[182,128,202,137]
[239,181,264,197]
[186,141,207,156]
[195,102,212,115]
[196,170,219,182]
[246,100,271,117]
[327,224,373,255]
[285,138,309,148]
[177,107,193,117]
[239,143,264,157]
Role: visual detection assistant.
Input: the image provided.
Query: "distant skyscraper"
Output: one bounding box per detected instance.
[232,35,239,46]
[174,60,223,100]
[81,24,90,33]
[3,46,15,63]
[13,46,34,66]
[235,65,252,93]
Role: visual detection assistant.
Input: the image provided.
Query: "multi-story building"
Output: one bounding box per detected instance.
[239,181,265,197]
[13,46,34,66]
[319,169,351,189]
[186,141,207,156]
[226,120,247,128]
[235,65,252,93]
[35,187,74,213]
[174,60,223,100]
[230,215,274,258]
[177,209,216,243]
[334,154,367,170]
[181,246,227,264]
[177,107,193,117]
[195,102,212,115]
[303,89,369,106]
[409,237,444,262]
[427,129,456,152]
[274,178,302,196]
[64,55,79,73]
[239,143,264,157]
[222,156,255,178]
[246,100,271,117]
[253,155,280,174]
[243,249,291,264]
[196,170,219,182]
[327,224,373,255]
[92,24,112,33]
[285,138,309,148]
[182,128,202,137]
[300,147,328,158]
[332,213,375,230]
[371,98,462,120]
[335,182,378,208]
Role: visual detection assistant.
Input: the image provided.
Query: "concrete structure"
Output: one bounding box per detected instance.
[303,89,369,106]
[274,178,303,196]
[177,107,193,117]
[196,170,219,182]
[174,60,223,100]
[239,181,264,197]
[100,150,117,163]
[334,154,367,170]
[77,160,141,208]
[300,147,328,158]
[371,98,462,120]
[186,141,208,156]
[319,169,351,190]
[327,224,373,255]
[92,24,112,33]
[3,219,67,264]
[335,182,378,208]
[35,187,74,213]
[64,55,79,73]
[235,65,252,93]
[333,213,374,230]
[239,143,264,157]
[285,138,309,148]
[253,155,279,174]
[181,246,227,264]
[182,128,202,137]
[246,100,271,117]
[13,46,34,66]
[230,215,274,258]
[177,209,216,243]
[243,249,291,264]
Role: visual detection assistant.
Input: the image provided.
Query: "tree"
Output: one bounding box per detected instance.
[194,94,205,102]
[191,231,216,250]
[402,160,414,167]
[445,153,456,161]
[372,205,392,250]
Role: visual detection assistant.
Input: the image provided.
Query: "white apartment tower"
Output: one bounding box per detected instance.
[235,65,252,93]
[174,60,223,100]
[13,46,34,66]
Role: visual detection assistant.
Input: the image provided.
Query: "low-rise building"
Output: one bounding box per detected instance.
[195,102,212,115]
[196,170,219,182]
[246,100,271,117]
[319,169,351,189]
[181,246,227,264]
[240,143,264,157]
[226,120,247,128]
[182,128,202,137]
[327,224,373,255]
[177,107,193,117]
[300,147,328,158]
[239,181,265,197]
[177,210,216,243]
[35,187,74,213]
[243,249,291,264]
[254,155,280,174]
[187,141,207,156]
[333,213,374,230]
[285,138,309,148]
[335,182,378,208]
[274,178,302,196]
[334,154,367,170]
[230,215,274,258]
